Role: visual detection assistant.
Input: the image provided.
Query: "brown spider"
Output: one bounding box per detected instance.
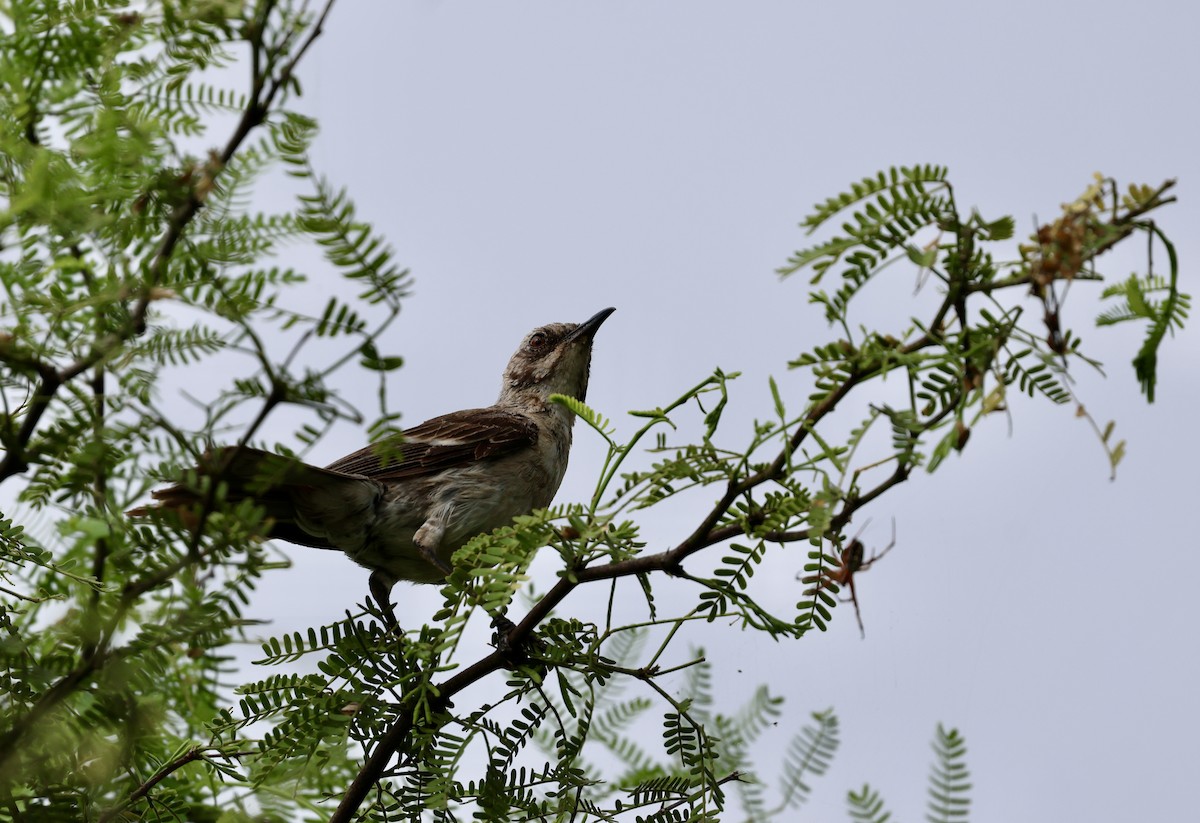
[802,519,896,638]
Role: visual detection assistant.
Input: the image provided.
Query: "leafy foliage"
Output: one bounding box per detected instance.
[0,0,401,818]
[1097,262,1188,403]
[782,164,952,324]
[0,3,1183,820]
[927,724,972,823]
[848,783,894,823]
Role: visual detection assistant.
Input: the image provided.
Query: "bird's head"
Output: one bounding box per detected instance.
[498,307,615,411]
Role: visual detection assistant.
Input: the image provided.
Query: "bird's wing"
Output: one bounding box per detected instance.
[324,408,538,481]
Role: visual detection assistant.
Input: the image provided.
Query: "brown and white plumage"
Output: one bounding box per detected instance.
[134,308,614,618]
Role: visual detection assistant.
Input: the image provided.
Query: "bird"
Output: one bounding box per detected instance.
[134,307,615,622]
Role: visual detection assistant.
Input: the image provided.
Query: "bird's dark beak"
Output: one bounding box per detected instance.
[567,307,616,343]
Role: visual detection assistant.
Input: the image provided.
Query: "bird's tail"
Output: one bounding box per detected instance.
[129,446,360,549]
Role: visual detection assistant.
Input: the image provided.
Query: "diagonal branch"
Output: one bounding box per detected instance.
[96,746,253,823]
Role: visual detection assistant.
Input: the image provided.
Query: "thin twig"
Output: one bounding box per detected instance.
[96,747,205,823]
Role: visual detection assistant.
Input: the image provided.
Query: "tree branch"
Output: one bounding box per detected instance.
[96,746,253,823]
[329,651,509,822]
[96,747,205,823]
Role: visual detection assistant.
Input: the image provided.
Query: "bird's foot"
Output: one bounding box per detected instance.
[490,612,547,677]
[490,613,518,654]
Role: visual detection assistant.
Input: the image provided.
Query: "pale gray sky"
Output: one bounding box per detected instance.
[237,2,1199,820]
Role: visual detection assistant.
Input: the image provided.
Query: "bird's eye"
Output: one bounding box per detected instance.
[528,332,547,350]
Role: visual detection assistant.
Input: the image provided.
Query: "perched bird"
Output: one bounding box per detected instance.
[135,308,614,620]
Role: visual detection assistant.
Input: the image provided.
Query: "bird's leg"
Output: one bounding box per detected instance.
[369,571,399,630]
[411,515,521,657]
[412,520,454,578]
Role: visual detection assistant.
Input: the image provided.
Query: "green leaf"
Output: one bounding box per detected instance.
[906,244,938,268]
